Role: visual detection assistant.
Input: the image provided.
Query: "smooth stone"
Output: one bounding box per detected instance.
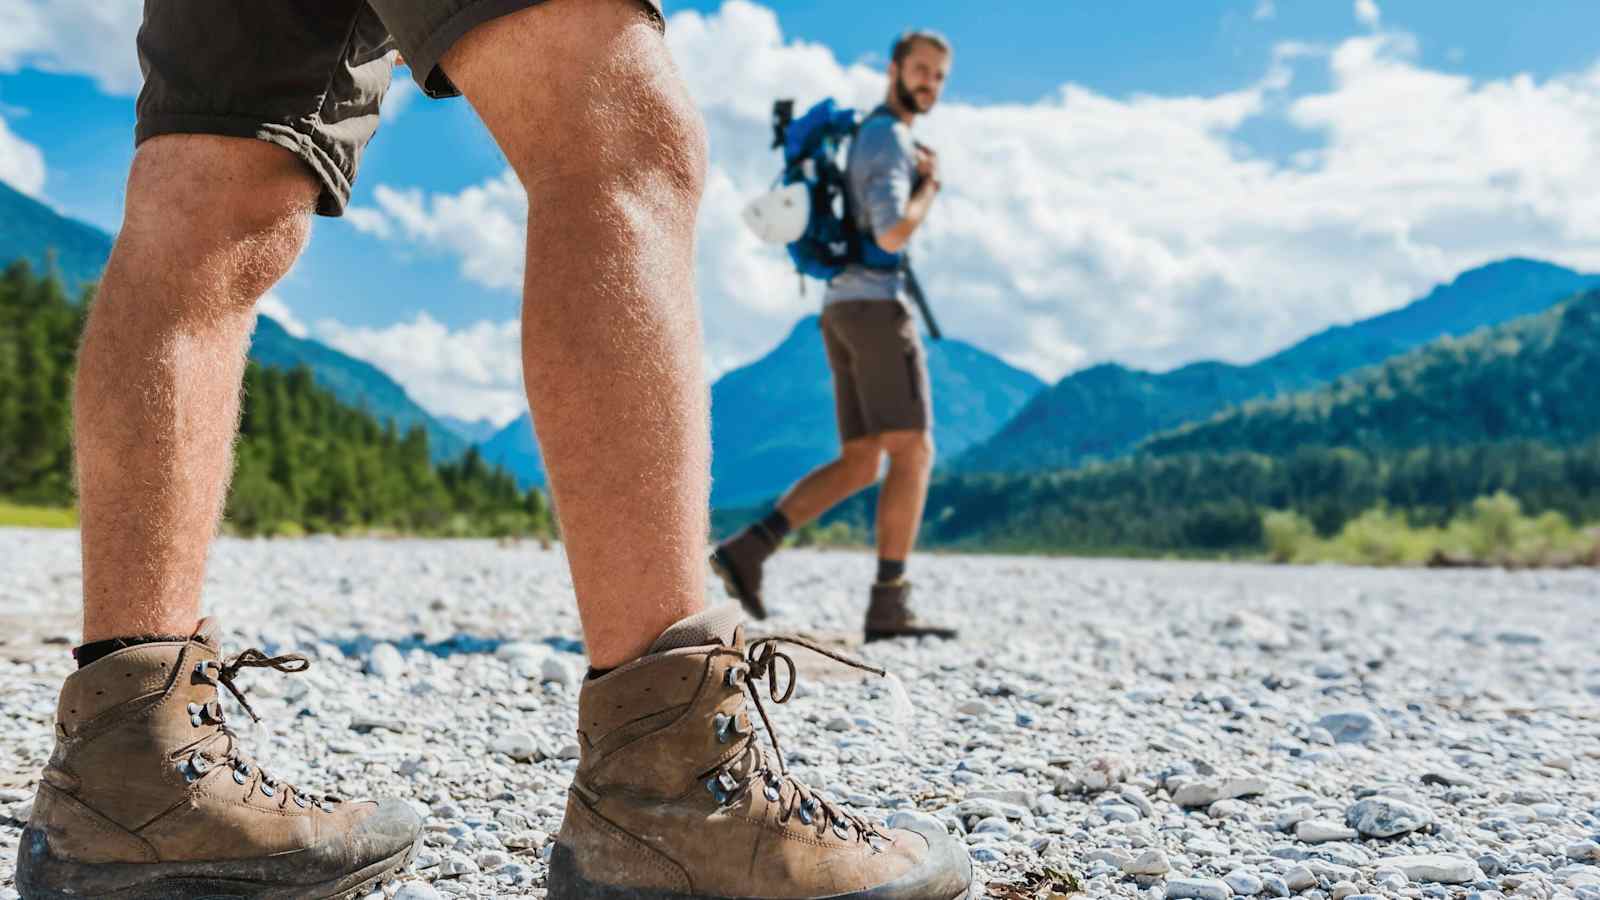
[540,654,575,685]
[490,733,542,762]
[393,884,445,900]
[886,810,946,835]
[1165,878,1233,900]
[1124,849,1174,876]
[1382,854,1482,885]
[1285,866,1318,892]
[1298,820,1359,843]
[365,643,406,679]
[1315,710,1386,745]
[1348,796,1434,838]
[1225,869,1265,896]
[1173,775,1269,808]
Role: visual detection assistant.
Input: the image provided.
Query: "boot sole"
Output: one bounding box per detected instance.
[14,826,417,900]
[710,550,767,620]
[864,628,958,643]
[548,842,973,900]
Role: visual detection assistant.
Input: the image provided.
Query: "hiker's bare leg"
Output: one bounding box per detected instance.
[77,137,315,642]
[776,437,882,528]
[444,0,709,668]
[874,429,934,561]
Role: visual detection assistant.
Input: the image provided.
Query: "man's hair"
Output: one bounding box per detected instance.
[890,29,952,66]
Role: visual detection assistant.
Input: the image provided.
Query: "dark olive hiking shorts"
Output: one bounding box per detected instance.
[134,0,663,216]
[821,300,933,443]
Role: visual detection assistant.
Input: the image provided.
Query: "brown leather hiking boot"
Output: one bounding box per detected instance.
[711,524,780,619]
[864,581,959,643]
[15,619,421,900]
[548,605,973,900]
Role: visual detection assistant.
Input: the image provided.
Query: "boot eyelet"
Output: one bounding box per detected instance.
[233,768,248,785]
[260,782,275,798]
[190,714,203,727]
[190,756,209,775]
[833,821,852,841]
[764,782,781,802]
[713,713,733,744]
[320,801,336,813]
[294,795,310,809]
[799,800,816,826]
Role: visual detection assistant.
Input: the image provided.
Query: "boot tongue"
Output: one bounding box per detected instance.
[191,617,223,648]
[648,604,743,653]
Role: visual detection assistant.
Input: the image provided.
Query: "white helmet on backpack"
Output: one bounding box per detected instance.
[741,182,810,245]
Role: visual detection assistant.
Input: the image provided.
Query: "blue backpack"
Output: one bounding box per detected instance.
[771,98,904,281]
[759,98,942,339]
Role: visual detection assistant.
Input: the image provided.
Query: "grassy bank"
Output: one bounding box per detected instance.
[0,502,77,528]
[1265,492,1600,567]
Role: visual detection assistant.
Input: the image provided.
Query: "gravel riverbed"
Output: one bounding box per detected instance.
[2,529,1598,899]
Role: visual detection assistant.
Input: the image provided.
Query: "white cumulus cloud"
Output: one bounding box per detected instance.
[0,112,46,196]
[315,313,526,426]
[257,293,309,338]
[0,1,143,96]
[310,1,1600,387]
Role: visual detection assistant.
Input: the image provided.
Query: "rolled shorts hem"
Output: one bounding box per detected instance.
[134,113,354,217]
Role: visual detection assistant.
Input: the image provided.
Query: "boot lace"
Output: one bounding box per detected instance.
[707,635,890,845]
[179,649,341,813]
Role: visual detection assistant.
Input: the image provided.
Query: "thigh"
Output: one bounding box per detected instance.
[136,0,394,216]
[835,302,932,438]
[372,0,663,99]
[821,311,871,445]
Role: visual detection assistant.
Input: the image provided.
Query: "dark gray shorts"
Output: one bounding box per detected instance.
[821,300,932,443]
[134,0,663,216]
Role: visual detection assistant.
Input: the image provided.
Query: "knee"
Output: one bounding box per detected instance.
[886,432,936,473]
[115,136,316,310]
[840,446,883,491]
[503,57,708,222]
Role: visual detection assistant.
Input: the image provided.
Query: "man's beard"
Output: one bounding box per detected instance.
[895,76,933,113]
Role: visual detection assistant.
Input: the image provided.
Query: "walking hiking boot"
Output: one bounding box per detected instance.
[15,618,421,899]
[711,523,781,619]
[548,604,973,899]
[864,580,959,643]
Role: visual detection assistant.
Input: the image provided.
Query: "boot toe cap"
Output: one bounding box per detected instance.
[314,798,421,873]
[870,821,972,899]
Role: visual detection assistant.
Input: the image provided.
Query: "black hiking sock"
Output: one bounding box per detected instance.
[756,509,792,548]
[876,558,907,584]
[74,635,188,669]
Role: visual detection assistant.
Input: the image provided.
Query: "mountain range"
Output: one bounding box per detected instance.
[0,181,113,292]
[1144,290,1600,458]
[12,173,1600,514]
[954,258,1600,474]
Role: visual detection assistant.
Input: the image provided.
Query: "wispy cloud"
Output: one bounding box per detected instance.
[1355,0,1382,29]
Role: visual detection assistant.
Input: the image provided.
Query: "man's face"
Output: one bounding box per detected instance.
[891,41,950,114]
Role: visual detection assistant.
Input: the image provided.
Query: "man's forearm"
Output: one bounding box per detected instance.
[874,181,939,253]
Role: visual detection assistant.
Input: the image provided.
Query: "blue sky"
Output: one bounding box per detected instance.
[4,1,1600,423]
